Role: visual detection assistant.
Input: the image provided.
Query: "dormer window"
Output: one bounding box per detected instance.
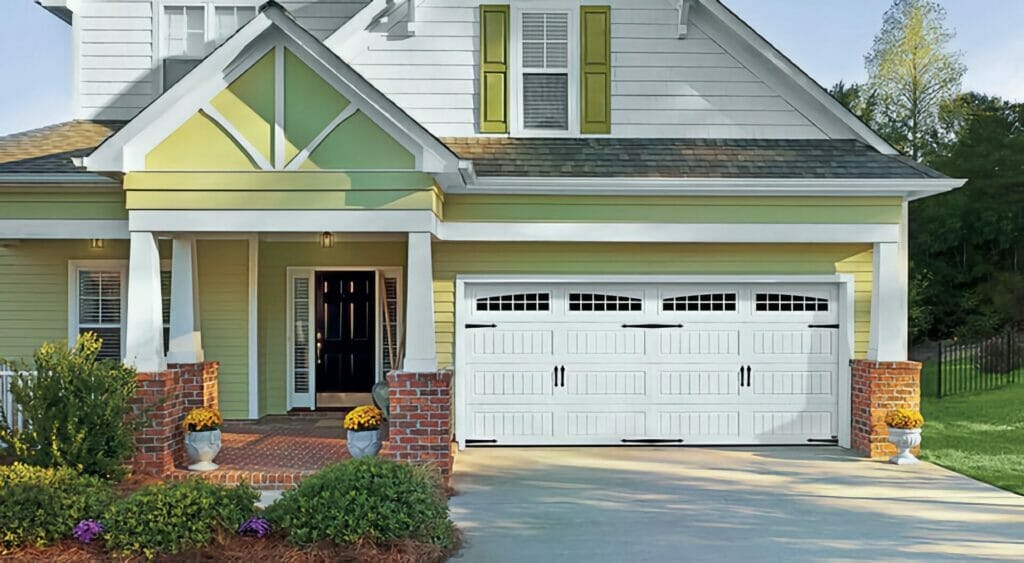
[513,10,577,135]
[161,4,256,90]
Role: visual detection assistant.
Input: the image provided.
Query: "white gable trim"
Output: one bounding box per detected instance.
[83,3,463,178]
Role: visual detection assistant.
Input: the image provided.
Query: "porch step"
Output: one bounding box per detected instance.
[166,467,317,491]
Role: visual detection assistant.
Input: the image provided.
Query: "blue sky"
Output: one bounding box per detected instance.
[1,0,1022,135]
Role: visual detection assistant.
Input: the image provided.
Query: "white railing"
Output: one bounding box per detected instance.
[1,366,26,432]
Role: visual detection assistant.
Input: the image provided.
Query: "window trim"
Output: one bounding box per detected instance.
[157,1,260,92]
[68,260,172,361]
[509,5,580,137]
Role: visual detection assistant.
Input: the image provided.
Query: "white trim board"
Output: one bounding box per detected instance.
[127,210,900,243]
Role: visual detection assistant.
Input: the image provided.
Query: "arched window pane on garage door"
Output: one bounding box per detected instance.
[755,293,829,312]
[568,293,642,312]
[663,293,737,312]
[476,293,551,312]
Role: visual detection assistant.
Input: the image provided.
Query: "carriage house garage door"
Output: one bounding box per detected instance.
[456,280,850,447]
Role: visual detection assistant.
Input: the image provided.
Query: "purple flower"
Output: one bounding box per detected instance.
[73,519,104,543]
[237,516,272,539]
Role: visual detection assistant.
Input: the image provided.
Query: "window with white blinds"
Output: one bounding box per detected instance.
[520,12,570,130]
[76,269,125,360]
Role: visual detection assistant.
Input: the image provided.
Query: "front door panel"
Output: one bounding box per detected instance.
[316,271,375,394]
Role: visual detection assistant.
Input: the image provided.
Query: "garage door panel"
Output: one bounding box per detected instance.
[565,328,646,356]
[565,410,647,438]
[751,410,833,440]
[750,328,837,360]
[468,364,556,401]
[751,366,835,398]
[469,408,555,440]
[659,328,740,359]
[466,327,554,361]
[657,409,741,440]
[565,366,648,399]
[658,366,740,399]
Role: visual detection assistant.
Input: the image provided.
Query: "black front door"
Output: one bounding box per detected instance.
[316,271,376,394]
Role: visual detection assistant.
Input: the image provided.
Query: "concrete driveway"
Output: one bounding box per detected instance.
[449,447,1024,562]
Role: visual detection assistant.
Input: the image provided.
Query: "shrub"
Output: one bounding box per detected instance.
[343,405,383,431]
[103,479,258,559]
[0,463,115,550]
[266,457,455,549]
[0,333,142,480]
[885,408,925,429]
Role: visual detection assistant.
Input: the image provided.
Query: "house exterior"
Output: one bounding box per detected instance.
[1,0,962,468]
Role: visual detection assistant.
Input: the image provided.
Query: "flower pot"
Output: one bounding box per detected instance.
[184,429,222,471]
[347,428,382,458]
[887,427,922,465]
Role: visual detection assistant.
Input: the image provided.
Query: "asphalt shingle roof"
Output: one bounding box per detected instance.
[0,120,123,175]
[0,121,946,181]
[442,137,947,179]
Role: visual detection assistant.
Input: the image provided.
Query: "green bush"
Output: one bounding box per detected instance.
[0,463,116,550]
[265,457,455,549]
[102,479,257,558]
[0,333,142,480]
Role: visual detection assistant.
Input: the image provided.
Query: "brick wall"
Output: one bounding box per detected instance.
[131,362,219,476]
[383,371,454,480]
[851,359,921,458]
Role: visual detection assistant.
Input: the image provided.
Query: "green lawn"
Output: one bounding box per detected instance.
[920,382,1024,495]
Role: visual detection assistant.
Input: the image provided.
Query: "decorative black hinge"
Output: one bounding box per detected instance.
[465,323,497,329]
[806,437,839,444]
[808,324,840,329]
[465,439,499,445]
[621,323,684,329]
[621,438,684,444]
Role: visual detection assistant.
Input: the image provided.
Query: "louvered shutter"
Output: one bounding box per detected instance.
[292,277,311,395]
[580,6,611,134]
[380,276,401,377]
[480,5,510,133]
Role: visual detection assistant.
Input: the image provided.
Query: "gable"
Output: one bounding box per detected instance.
[142,45,415,172]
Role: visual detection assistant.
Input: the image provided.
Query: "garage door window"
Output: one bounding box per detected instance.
[663,293,737,312]
[476,293,550,312]
[568,293,641,312]
[755,293,828,312]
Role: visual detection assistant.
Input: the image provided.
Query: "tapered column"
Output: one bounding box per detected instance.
[167,237,204,364]
[125,231,166,372]
[868,241,908,361]
[403,232,437,372]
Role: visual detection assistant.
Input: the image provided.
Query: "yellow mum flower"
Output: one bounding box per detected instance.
[885,408,924,429]
[344,405,383,431]
[182,407,223,432]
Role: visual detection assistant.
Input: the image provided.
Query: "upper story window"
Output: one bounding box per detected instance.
[161,4,257,90]
[514,10,577,134]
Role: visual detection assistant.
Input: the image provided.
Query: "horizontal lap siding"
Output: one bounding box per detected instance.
[0,241,130,363]
[349,1,820,138]
[257,241,406,416]
[0,190,128,220]
[198,240,249,419]
[431,243,873,368]
[76,1,367,120]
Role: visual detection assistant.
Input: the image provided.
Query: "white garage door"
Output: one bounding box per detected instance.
[458,282,843,446]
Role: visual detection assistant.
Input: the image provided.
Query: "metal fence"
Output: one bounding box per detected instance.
[937,329,1023,398]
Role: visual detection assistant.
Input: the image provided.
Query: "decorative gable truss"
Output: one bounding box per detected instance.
[85,4,464,184]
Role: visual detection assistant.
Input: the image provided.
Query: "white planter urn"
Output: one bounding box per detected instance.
[184,429,222,471]
[347,429,382,459]
[887,427,922,465]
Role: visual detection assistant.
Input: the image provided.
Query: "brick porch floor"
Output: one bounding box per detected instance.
[167,415,352,490]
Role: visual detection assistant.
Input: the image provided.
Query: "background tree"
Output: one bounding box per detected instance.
[863,0,965,161]
[829,81,878,126]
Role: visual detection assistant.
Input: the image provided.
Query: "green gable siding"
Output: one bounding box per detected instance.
[443,195,903,224]
[432,243,874,367]
[301,111,415,171]
[284,48,350,164]
[0,189,127,220]
[257,241,406,416]
[210,49,276,164]
[197,240,250,419]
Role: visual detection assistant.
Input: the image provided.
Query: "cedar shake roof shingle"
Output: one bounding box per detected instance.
[0,120,946,181]
[0,120,123,175]
[442,137,948,179]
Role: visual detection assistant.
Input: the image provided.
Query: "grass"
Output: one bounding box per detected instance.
[920,382,1024,495]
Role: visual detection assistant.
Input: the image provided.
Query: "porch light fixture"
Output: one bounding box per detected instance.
[319,231,335,248]
[89,238,105,249]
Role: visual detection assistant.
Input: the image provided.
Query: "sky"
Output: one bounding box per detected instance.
[0,0,1022,135]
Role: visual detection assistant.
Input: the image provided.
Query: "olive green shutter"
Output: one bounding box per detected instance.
[479,5,510,133]
[580,6,611,134]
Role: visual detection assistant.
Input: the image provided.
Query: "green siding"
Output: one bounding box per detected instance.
[197,240,250,419]
[211,49,276,163]
[0,189,127,220]
[302,111,415,171]
[443,195,903,224]
[432,243,874,366]
[257,241,406,416]
[0,241,129,362]
[284,48,350,164]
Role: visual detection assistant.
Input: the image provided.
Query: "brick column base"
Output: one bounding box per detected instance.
[382,371,453,480]
[130,362,219,476]
[851,360,921,458]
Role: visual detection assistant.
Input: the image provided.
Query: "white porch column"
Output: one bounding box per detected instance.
[868,241,908,361]
[167,237,204,364]
[403,232,437,372]
[124,231,167,372]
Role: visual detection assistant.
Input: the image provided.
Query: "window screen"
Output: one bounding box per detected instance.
[521,12,569,130]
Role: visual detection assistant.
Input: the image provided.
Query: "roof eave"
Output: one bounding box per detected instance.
[0,173,120,186]
[454,176,966,199]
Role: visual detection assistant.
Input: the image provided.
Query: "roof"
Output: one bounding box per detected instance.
[0,121,946,181]
[442,138,947,180]
[0,120,122,177]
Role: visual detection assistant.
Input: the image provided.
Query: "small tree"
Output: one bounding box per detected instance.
[0,333,143,480]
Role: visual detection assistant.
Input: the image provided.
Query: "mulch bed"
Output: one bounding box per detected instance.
[1,535,458,563]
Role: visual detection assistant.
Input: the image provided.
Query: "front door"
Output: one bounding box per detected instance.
[315,271,376,395]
